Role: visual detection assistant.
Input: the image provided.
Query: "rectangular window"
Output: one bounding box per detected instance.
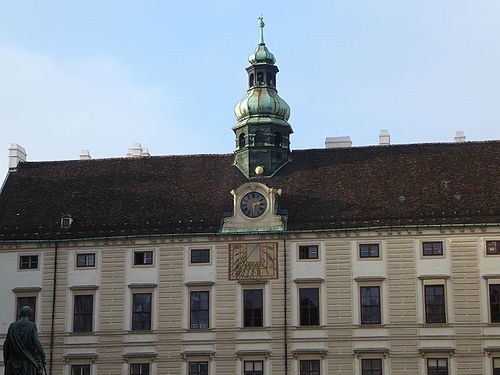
[423,242,443,256]
[493,357,500,375]
[299,245,319,260]
[243,289,263,327]
[132,293,152,331]
[134,251,153,265]
[191,249,210,264]
[189,361,208,375]
[425,285,446,323]
[130,363,149,375]
[299,288,320,326]
[16,296,36,322]
[19,255,38,270]
[490,284,500,323]
[76,253,96,268]
[359,244,380,258]
[73,295,93,332]
[487,241,500,255]
[190,291,209,329]
[362,359,382,375]
[71,364,91,375]
[300,360,320,375]
[427,358,448,375]
[244,360,263,375]
[360,286,381,325]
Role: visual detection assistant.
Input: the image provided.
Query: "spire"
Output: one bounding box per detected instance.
[232,18,293,179]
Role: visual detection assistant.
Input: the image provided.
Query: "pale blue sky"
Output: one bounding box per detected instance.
[1,1,499,179]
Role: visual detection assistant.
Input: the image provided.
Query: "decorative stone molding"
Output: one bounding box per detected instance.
[418,348,455,358]
[417,275,450,280]
[292,348,328,359]
[184,281,215,287]
[236,349,271,360]
[180,350,216,361]
[122,352,157,363]
[63,352,98,364]
[69,285,99,291]
[127,283,158,289]
[12,287,42,293]
[353,348,390,359]
[484,347,500,357]
[293,278,325,284]
[353,276,386,282]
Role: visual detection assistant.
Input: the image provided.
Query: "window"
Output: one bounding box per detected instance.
[487,241,500,255]
[273,132,282,147]
[490,284,500,323]
[359,244,379,258]
[134,251,153,266]
[493,357,500,375]
[239,133,246,148]
[130,363,149,375]
[73,295,93,332]
[76,253,95,268]
[427,358,448,375]
[19,255,38,270]
[190,291,209,329]
[360,286,381,325]
[266,72,274,86]
[425,285,446,323]
[244,360,263,375]
[254,131,265,145]
[248,73,254,87]
[300,360,320,375]
[191,249,210,264]
[423,242,443,256]
[71,364,90,375]
[243,289,263,327]
[189,362,208,375]
[132,293,152,331]
[362,359,382,375]
[299,245,319,260]
[16,296,36,322]
[299,288,320,326]
[256,72,264,85]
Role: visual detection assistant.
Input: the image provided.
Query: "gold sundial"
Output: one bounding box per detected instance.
[228,242,278,280]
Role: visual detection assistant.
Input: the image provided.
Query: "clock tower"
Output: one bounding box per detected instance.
[233,17,293,179]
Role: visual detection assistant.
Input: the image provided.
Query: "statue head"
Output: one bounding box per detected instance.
[19,305,33,318]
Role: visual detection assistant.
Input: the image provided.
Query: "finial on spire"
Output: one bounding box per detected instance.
[258,16,265,45]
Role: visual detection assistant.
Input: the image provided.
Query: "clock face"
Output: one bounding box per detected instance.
[228,242,278,280]
[240,192,267,218]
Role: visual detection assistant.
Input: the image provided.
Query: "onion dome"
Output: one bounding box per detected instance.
[248,18,276,65]
[234,88,291,124]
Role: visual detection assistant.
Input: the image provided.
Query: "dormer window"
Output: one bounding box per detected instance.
[61,217,73,229]
[239,133,246,148]
[256,72,265,85]
[248,73,254,88]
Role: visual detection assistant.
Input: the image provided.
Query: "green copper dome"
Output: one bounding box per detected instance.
[234,88,290,123]
[248,17,276,65]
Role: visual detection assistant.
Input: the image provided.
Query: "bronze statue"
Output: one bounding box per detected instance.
[3,306,46,375]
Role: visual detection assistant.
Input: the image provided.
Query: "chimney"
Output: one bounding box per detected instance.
[127,143,143,158]
[8,143,27,170]
[79,150,91,160]
[454,131,465,143]
[325,136,352,149]
[141,147,150,157]
[379,129,390,146]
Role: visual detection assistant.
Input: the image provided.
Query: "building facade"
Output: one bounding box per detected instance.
[1,18,500,375]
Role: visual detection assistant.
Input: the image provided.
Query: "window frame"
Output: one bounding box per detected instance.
[422,241,444,257]
[298,245,319,261]
[359,244,380,259]
[71,364,91,375]
[190,249,211,265]
[76,253,96,268]
[130,363,150,375]
[133,250,154,267]
[19,254,39,270]
[493,357,500,375]
[188,361,209,375]
[424,284,447,324]
[131,292,152,331]
[361,358,383,375]
[190,290,210,329]
[243,289,263,328]
[16,294,37,322]
[490,284,500,323]
[299,359,320,375]
[487,241,500,255]
[299,287,320,327]
[360,286,382,325]
[243,360,264,375]
[426,358,448,375]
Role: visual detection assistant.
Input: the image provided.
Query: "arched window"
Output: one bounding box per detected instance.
[256,72,265,86]
[255,131,265,145]
[274,132,282,147]
[266,73,274,87]
[248,73,254,88]
[239,133,246,148]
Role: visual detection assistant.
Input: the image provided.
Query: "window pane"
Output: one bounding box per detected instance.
[490,285,500,323]
[359,244,379,258]
[244,360,263,375]
[134,251,153,265]
[190,291,209,329]
[189,361,208,375]
[20,255,38,269]
[243,289,263,327]
[73,295,93,332]
[362,359,382,375]
[299,245,319,260]
[130,363,149,375]
[427,358,448,375]
[299,288,320,326]
[425,285,446,323]
[300,360,320,375]
[191,249,210,263]
[132,293,152,331]
[16,296,36,322]
[360,286,381,324]
[423,242,443,256]
[71,364,91,375]
[487,241,500,255]
[77,253,95,268]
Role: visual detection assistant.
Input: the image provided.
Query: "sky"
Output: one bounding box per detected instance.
[1,0,500,180]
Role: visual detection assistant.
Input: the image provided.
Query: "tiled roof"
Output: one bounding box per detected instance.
[1,141,499,241]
